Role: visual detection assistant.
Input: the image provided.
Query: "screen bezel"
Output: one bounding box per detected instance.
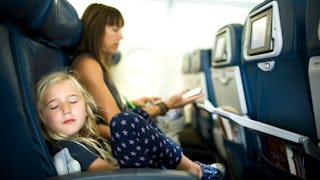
[247,7,273,56]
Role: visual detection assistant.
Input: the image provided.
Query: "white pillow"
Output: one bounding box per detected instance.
[53,148,81,175]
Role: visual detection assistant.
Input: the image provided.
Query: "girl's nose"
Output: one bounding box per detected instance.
[62,104,71,115]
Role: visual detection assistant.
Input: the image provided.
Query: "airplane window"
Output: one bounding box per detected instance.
[111,48,161,99]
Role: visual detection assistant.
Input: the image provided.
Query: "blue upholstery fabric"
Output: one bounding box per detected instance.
[241,0,317,142]
[199,49,216,105]
[0,0,82,49]
[0,0,82,178]
[0,22,49,179]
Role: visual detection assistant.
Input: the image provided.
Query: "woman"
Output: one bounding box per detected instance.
[72,3,203,139]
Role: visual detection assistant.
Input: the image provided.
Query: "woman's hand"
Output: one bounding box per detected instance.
[164,89,204,109]
[131,96,161,107]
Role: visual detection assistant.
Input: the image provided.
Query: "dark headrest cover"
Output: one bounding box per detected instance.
[306,0,320,55]
[37,0,82,48]
[0,0,82,49]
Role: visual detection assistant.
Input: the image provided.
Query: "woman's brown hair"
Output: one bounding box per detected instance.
[74,3,124,76]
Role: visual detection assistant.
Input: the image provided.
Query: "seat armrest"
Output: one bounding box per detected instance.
[47,168,198,180]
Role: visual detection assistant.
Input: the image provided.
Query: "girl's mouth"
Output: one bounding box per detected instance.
[63,119,75,124]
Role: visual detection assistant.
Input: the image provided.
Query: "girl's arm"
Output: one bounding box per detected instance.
[97,124,111,139]
[87,158,118,171]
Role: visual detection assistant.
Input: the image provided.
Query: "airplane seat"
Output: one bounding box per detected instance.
[210,23,262,180]
[242,0,319,179]
[0,0,199,179]
[307,0,320,144]
[0,21,55,179]
[0,0,81,178]
[191,48,215,143]
[178,49,218,164]
[181,53,195,126]
[306,0,320,178]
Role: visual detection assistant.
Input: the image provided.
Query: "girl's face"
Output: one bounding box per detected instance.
[102,25,123,55]
[40,81,87,137]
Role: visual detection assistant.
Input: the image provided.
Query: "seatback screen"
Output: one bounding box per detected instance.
[212,31,227,63]
[247,7,273,55]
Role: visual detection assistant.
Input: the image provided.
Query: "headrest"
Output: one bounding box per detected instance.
[306,0,320,55]
[242,0,306,62]
[190,50,202,73]
[211,23,243,68]
[191,49,211,73]
[182,53,192,74]
[0,0,82,49]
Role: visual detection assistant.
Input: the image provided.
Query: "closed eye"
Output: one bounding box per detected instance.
[48,103,59,110]
[68,95,80,104]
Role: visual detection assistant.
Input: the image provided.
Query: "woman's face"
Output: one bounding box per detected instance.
[40,81,87,137]
[102,25,123,55]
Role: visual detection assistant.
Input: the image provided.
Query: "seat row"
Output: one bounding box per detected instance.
[183,0,320,179]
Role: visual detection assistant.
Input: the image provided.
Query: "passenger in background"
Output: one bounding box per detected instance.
[36,71,225,180]
[71,3,203,141]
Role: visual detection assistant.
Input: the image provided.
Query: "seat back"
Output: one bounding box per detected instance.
[179,50,218,164]
[241,0,320,178]
[181,52,198,125]
[307,0,320,141]
[211,24,247,116]
[210,23,263,179]
[211,24,246,162]
[189,49,215,141]
[0,0,82,178]
[182,49,213,131]
[241,0,317,142]
[194,49,215,105]
[182,49,212,101]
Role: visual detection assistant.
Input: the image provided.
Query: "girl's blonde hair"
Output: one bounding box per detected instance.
[74,3,124,77]
[36,71,118,166]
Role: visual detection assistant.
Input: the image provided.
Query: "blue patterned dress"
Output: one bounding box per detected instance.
[111,108,182,169]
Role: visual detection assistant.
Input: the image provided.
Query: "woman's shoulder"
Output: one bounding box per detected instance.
[72,54,102,73]
[72,53,99,68]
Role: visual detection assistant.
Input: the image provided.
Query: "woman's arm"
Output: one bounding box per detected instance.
[131,96,160,107]
[142,89,204,118]
[72,56,121,138]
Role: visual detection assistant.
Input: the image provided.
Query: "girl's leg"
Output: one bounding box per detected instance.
[177,155,225,180]
[110,111,182,169]
[110,111,225,180]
